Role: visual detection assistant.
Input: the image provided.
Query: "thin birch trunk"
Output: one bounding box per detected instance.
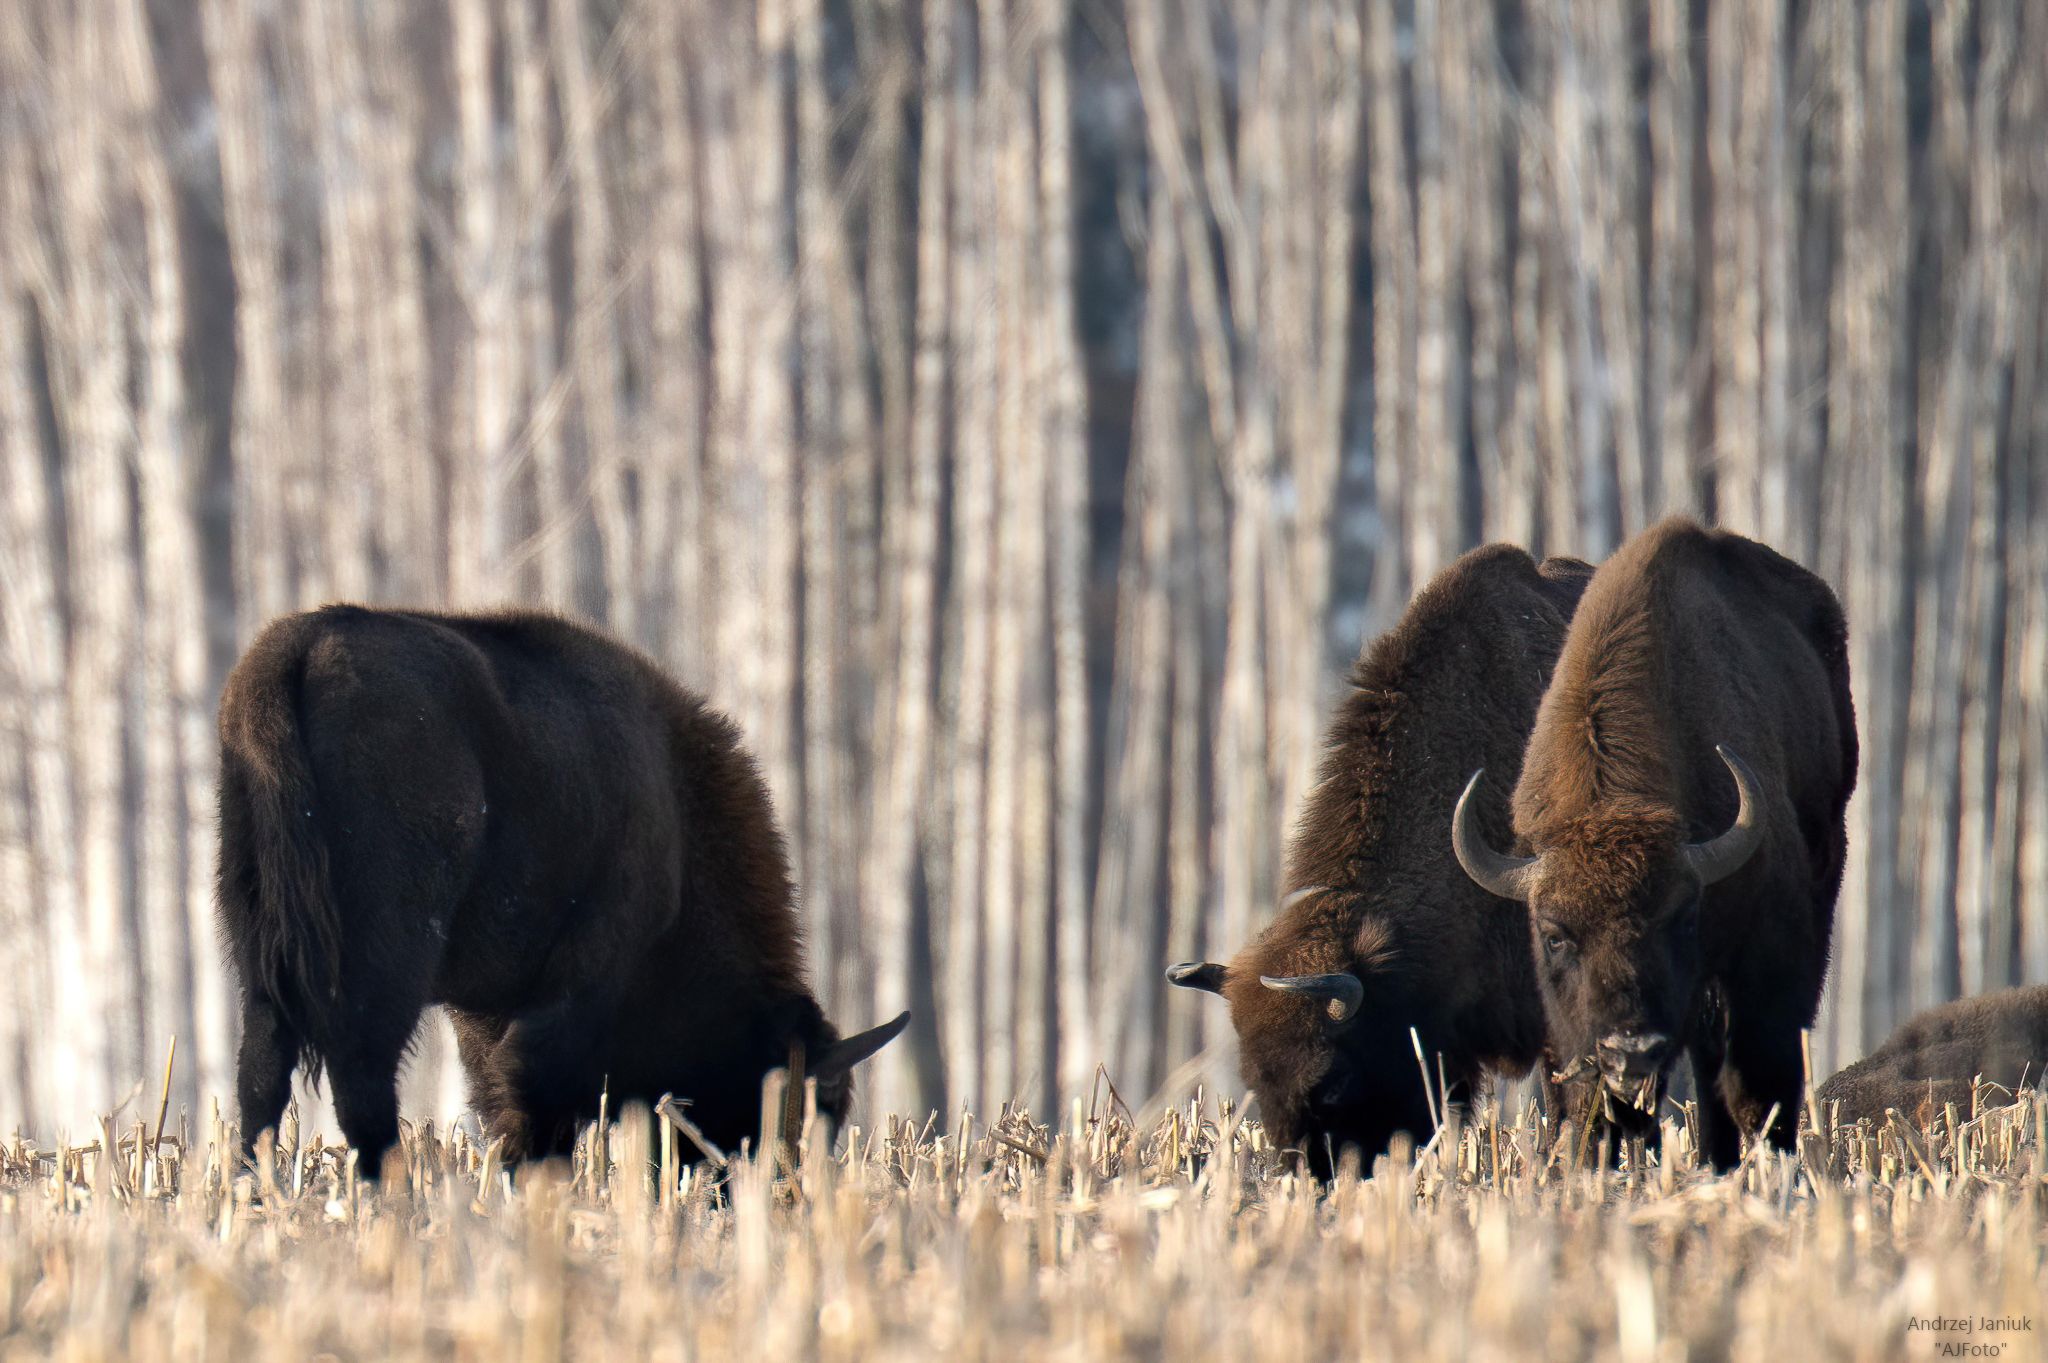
[507,0,572,608]
[1095,182,1179,1095]
[1037,0,1095,1104]
[303,0,374,605]
[1363,0,1417,607]
[205,0,295,631]
[121,0,207,1106]
[645,0,707,671]
[868,0,954,1113]
[1410,0,1457,577]
[551,0,637,638]
[1952,2,2017,996]
[1647,0,1698,517]
[43,4,144,1104]
[362,0,438,602]
[450,0,514,605]
[0,104,70,1126]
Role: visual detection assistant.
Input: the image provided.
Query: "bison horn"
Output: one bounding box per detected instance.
[1684,745,1763,885]
[1451,769,1539,902]
[1258,972,1364,1022]
[812,1010,912,1080]
[1165,961,1229,994]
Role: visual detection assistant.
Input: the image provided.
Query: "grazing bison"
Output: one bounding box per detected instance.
[1452,517,1856,1169]
[1166,544,1593,1175]
[218,606,908,1165]
[1818,987,2048,1127]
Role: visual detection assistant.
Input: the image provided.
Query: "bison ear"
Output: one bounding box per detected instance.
[1165,961,1229,995]
[813,1011,911,1080]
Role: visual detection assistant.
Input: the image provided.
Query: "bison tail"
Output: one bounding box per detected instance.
[217,634,346,1058]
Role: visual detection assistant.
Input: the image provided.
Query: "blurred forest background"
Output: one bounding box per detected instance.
[0,0,2043,1136]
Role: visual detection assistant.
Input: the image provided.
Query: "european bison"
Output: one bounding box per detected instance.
[218,605,907,1164]
[1452,517,1856,1169]
[1818,987,2048,1127]
[1166,544,1593,1175]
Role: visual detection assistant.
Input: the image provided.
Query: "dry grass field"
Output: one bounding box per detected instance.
[3,1073,2044,1362]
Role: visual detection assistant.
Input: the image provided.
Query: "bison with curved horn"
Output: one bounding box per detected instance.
[1452,518,1856,1169]
[218,606,909,1165]
[1167,544,1593,1176]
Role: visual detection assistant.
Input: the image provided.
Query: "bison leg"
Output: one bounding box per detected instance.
[323,997,427,1170]
[1688,1044,1742,1172]
[1716,1009,1804,1159]
[449,1009,531,1159]
[329,1059,404,1169]
[492,991,621,1158]
[235,991,301,1159]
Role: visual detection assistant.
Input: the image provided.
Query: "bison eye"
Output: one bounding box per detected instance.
[1538,922,1575,958]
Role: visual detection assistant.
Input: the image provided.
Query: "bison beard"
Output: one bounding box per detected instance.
[1452,518,1857,1171]
[217,606,907,1166]
[1165,544,1593,1177]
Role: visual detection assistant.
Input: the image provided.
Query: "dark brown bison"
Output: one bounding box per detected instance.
[1166,544,1593,1175]
[1452,517,1856,1169]
[218,605,907,1165]
[1818,987,2048,1126]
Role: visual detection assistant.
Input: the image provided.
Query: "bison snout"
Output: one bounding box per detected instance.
[1595,1031,1673,1083]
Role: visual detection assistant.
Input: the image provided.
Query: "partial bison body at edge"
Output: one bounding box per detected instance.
[1453,517,1857,1170]
[1819,987,2048,1126]
[1167,544,1593,1176]
[217,605,907,1165]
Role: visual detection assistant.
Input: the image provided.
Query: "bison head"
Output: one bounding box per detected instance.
[808,1010,912,1133]
[1167,890,1433,1177]
[763,1000,912,1146]
[1450,745,1762,1110]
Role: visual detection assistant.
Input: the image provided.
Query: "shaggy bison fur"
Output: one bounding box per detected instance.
[217,606,906,1165]
[1454,518,1857,1169]
[1819,987,2048,1126]
[1168,544,1593,1175]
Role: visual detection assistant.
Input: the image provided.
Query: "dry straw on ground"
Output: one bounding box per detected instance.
[3,1071,2044,1362]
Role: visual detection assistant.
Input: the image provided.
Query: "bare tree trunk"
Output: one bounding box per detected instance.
[644,0,707,671]
[505,0,571,610]
[1035,0,1095,1110]
[1095,181,1178,1095]
[362,1,439,604]
[205,0,294,631]
[1706,0,1761,532]
[0,102,64,1126]
[450,0,514,605]
[302,0,373,606]
[1952,3,2018,996]
[1647,0,1698,517]
[121,0,210,1107]
[552,0,638,639]
[1363,0,1417,605]
[1465,1,1514,542]
[37,6,146,1106]
[2017,5,2048,991]
[703,0,800,818]
[1411,0,1459,574]
[792,0,881,1047]
[0,679,32,1121]
[866,0,953,1117]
